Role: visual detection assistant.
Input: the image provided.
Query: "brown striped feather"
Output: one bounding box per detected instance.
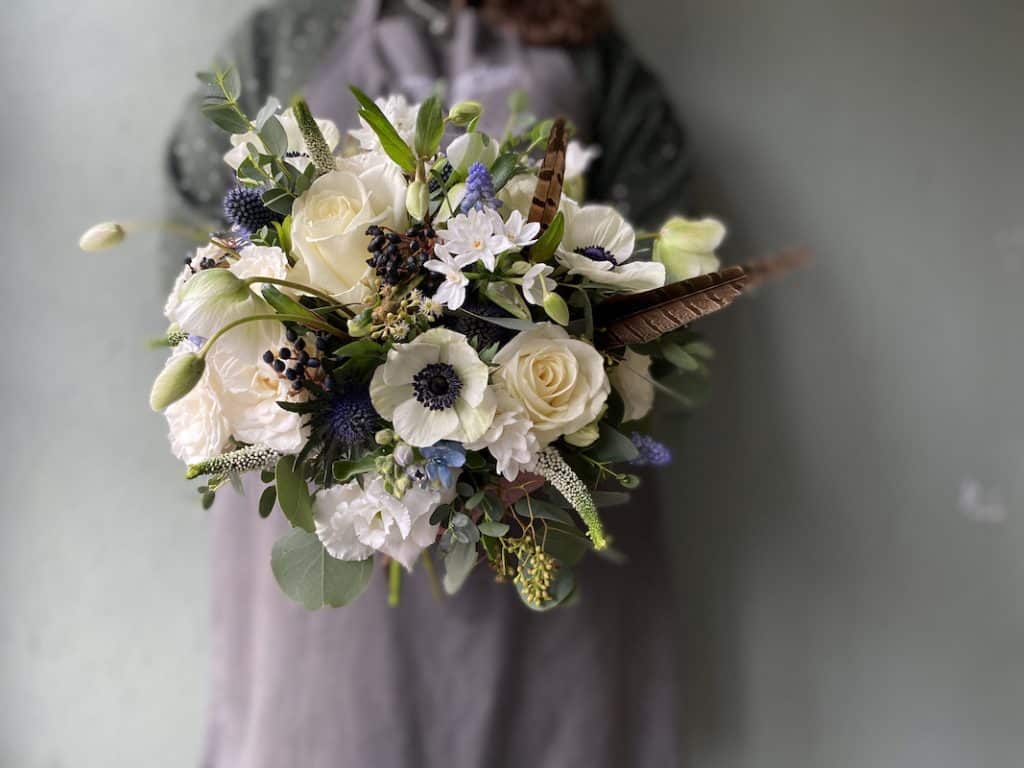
[527,117,567,231]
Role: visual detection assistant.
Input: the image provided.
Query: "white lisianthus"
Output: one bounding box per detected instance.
[493,324,610,445]
[224,107,341,170]
[289,161,408,300]
[465,389,540,481]
[609,348,655,423]
[163,342,230,463]
[370,328,496,447]
[497,173,538,218]
[435,208,511,271]
[556,199,665,292]
[208,334,308,454]
[349,94,420,158]
[520,262,556,306]
[445,131,499,174]
[228,244,290,283]
[313,475,440,571]
[652,216,725,281]
[424,247,474,310]
[563,141,601,201]
[501,209,541,248]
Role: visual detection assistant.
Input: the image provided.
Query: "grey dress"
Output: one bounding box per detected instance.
[167,2,691,765]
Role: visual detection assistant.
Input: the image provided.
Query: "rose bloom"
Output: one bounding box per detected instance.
[492,324,610,445]
[289,158,408,301]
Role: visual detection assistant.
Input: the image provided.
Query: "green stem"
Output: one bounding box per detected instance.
[634,231,659,241]
[420,550,444,602]
[388,559,402,607]
[122,219,212,242]
[198,313,346,359]
[241,276,341,307]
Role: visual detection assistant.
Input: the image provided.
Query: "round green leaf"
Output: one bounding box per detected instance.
[271,529,374,610]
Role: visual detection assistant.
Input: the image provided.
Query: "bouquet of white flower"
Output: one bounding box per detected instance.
[82,65,788,611]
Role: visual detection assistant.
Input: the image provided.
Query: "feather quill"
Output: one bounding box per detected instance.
[527,118,568,231]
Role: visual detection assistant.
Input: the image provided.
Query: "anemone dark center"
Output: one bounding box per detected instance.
[412,362,462,410]
[574,244,617,264]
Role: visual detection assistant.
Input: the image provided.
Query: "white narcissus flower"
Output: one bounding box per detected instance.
[609,348,655,423]
[652,216,725,282]
[520,263,556,306]
[502,209,541,248]
[423,247,473,310]
[465,389,540,481]
[313,475,440,571]
[434,208,511,271]
[349,94,420,156]
[224,107,341,170]
[289,160,408,300]
[208,332,308,454]
[556,199,666,293]
[163,342,230,464]
[493,324,610,445]
[370,328,496,447]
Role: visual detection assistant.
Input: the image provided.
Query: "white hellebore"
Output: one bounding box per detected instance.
[556,198,666,292]
[652,216,725,281]
[424,247,474,310]
[608,348,655,423]
[314,475,441,571]
[434,208,511,271]
[370,328,496,447]
[349,94,420,157]
[162,341,230,464]
[223,107,341,170]
[290,160,408,301]
[520,262,556,306]
[465,389,540,481]
[445,131,499,174]
[493,324,610,445]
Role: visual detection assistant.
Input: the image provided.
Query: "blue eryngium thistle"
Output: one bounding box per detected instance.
[185,444,281,479]
[223,186,281,234]
[322,387,380,446]
[629,433,672,467]
[534,447,607,550]
[460,162,502,212]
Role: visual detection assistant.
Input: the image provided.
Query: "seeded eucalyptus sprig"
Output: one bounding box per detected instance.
[197,64,252,134]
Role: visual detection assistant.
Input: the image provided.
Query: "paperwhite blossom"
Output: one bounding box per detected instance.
[434,208,511,271]
[520,263,556,306]
[501,209,541,248]
[465,389,540,481]
[423,247,474,310]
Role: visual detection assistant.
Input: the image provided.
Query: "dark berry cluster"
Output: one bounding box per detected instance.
[185,251,229,273]
[427,162,453,194]
[262,328,324,392]
[223,186,283,234]
[365,223,440,287]
[442,300,515,349]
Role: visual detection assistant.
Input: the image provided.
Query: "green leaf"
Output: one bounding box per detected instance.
[515,557,575,610]
[478,520,510,537]
[457,308,536,332]
[201,491,216,510]
[514,497,575,526]
[660,340,701,371]
[275,455,315,532]
[593,491,630,507]
[258,485,277,518]
[201,101,250,134]
[259,114,288,157]
[484,281,531,320]
[271,529,374,609]
[262,187,296,215]
[488,152,519,192]
[465,490,486,510]
[528,211,564,263]
[349,86,417,173]
[414,94,445,158]
[587,423,641,463]
[442,541,477,595]
[335,339,384,358]
[332,455,378,483]
[261,285,321,323]
[221,66,241,101]
[538,526,589,566]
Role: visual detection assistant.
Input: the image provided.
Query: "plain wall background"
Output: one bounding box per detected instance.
[1,1,1021,766]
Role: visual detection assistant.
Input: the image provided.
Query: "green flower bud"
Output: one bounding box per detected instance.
[564,420,600,448]
[405,179,429,222]
[347,309,373,337]
[542,292,570,326]
[150,352,205,411]
[447,100,484,127]
[78,221,125,252]
[374,429,395,446]
[652,216,726,282]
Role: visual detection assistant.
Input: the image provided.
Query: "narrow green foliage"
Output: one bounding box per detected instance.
[529,211,565,263]
[349,86,417,173]
[414,95,445,158]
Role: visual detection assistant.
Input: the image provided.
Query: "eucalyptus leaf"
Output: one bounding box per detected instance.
[258,485,277,518]
[587,423,640,463]
[262,187,296,216]
[221,66,241,101]
[478,520,510,537]
[275,455,315,532]
[201,101,250,134]
[271,529,373,609]
[259,114,288,157]
[442,540,477,595]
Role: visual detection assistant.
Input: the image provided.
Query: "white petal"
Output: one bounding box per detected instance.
[392,400,460,447]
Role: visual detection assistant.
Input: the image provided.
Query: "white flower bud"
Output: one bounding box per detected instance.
[150,351,206,411]
[78,222,125,252]
[405,179,429,222]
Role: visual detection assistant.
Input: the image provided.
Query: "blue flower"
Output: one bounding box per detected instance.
[460,162,502,213]
[629,433,672,467]
[420,440,466,488]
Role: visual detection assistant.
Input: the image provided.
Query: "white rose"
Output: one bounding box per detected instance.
[493,324,610,445]
[224,107,340,170]
[608,348,655,423]
[290,162,408,300]
[208,332,308,454]
[163,342,230,464]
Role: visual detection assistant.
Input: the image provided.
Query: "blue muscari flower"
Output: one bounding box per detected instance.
[420,440,466,488]
[459,162,502,213]
[187,334,207,347]
[630,433,672,467]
